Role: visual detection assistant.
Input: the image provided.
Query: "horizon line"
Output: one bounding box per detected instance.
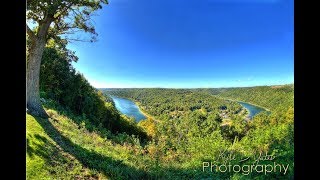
[96,83,294,89]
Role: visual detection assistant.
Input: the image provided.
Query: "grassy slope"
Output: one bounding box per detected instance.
[27,89,294,179]
[26,107,233,179]
[27,113,97,179]
[27,108,154,179]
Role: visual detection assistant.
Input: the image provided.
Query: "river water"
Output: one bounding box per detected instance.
[237,101,266,119]
[111,96,147,122]
[111,96,267,122]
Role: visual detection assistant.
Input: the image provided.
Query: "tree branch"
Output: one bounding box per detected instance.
[26,24,36,40]
[54,2,73,20]
[64,37,95,43]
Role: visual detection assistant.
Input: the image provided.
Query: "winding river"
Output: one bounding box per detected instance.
[111,96,146,122]
[237,101,267,119]
[111,96,267,122]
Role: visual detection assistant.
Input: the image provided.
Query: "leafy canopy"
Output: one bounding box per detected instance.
[27,0,108,42]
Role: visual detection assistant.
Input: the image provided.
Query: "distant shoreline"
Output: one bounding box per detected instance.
[110,95,270,123]
[111,95,155,122]
[133,100,154,120]
[219,97,271,112]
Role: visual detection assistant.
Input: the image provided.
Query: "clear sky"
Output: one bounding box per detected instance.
[67,0,294,88]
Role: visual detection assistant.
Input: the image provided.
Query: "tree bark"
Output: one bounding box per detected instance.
[26,17,53,118]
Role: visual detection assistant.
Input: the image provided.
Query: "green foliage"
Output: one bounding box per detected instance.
[27,110,151,179]
[27,0,108,42]
[211,85,294,113]
[102,87,294,179]
[28,82,294,179]
[39,42,148,140]
[103,88,243,122]
[33,38,294,180]
[31,1,299,179]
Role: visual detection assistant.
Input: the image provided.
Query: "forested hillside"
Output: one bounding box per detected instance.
[196,85,294,112]
[38,39,148,139]
[104,88,243,121]
[103,87,294,179]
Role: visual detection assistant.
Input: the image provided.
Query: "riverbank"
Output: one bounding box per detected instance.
[110,95,269,123]
[214,96,270,120]
[217,96,271,112]
[236,100,271,112]
[133,101,156,120]
[110,95,157,122]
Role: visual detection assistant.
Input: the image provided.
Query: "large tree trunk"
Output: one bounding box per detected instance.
[27,38,48,117]
[26,17,53,118]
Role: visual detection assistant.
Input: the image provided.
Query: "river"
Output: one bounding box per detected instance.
[111,96,147,122]
[111,96,267,122]
[237,101,267,119]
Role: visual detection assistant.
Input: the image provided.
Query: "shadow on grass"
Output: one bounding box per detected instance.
[28,114,239,179]
[27,133,86,178]
[32,115,153,179]
[43,102,150,146]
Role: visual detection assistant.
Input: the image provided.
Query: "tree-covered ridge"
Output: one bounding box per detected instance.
[198,84,294,112]
[103,88,243,122]
[101,87,294,179]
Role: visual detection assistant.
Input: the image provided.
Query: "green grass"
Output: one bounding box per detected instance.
[27,102,293,179]
[26,107,210,179]
[26,107,229,179]
[27,113,96,179]
[27,108,154,179]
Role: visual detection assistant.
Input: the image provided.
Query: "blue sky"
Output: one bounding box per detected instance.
[67,0,294,88]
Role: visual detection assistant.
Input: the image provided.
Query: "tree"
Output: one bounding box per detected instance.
[26,0,108,117]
